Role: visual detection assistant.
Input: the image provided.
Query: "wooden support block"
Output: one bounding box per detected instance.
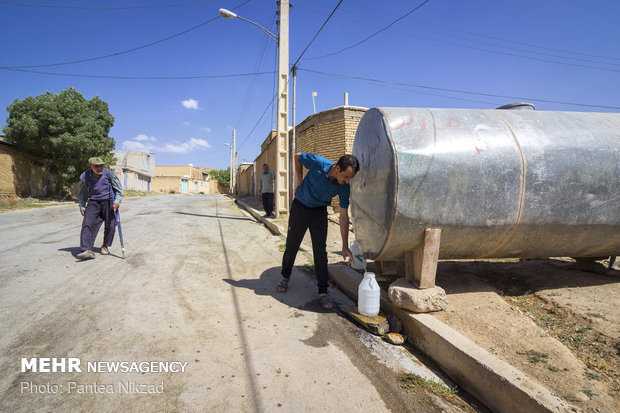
[375,260,398,275]
[405,228,441,289]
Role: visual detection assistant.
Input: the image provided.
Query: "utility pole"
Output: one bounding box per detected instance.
[275,0,289,217]
[232,128,237,195]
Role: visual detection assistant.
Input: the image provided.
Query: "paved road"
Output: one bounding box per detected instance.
[0,195,453,413]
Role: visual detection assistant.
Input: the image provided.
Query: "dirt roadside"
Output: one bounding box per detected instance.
[240,196,619,413]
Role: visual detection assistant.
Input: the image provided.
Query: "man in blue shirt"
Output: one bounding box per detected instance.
[277,152,360,310]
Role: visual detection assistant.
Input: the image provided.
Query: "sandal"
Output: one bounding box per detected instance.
[319,293,334,310]
[277,277,289,293]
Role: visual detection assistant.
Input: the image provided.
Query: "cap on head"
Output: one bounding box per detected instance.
[88,157,104,165]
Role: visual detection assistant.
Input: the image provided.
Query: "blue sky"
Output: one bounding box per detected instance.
[1,0,619,170]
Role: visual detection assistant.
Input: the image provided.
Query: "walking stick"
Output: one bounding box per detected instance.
[114,209,126,258]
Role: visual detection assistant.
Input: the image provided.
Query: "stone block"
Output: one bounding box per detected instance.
[383,333,405,345]
[388,278,448,313]
[343,306,389,336]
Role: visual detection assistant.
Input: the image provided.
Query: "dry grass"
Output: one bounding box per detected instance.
[0,197,64,213]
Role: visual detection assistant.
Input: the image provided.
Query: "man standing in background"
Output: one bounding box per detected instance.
[258,163,275,218]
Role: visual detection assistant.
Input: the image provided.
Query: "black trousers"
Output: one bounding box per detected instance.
[261,192,274,215]
[281,198,329,294]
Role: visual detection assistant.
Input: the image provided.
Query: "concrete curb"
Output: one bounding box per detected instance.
[328,264,580,413]
[235,199,283,236]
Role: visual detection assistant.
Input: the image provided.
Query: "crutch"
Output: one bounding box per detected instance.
[114,209,126,258]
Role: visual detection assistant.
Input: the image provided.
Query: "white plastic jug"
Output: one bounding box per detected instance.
[350,240,367,270]
[358,272,380,317]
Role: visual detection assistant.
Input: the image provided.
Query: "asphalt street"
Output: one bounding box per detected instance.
[0,194,456,413]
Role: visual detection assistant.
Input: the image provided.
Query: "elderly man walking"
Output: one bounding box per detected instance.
[76,157,123,260]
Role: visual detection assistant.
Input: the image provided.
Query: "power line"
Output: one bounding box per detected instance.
[0,0,252,69]
[304,0,432,61]
[291,0,343,68]
[407,18,620,63]
[237,6,277,129]
[0,0,218,10]
[297,3,620,69]
[298,67,620,110]
[307,0,620,63]
[0,67,274,79]
[237,92,277,151]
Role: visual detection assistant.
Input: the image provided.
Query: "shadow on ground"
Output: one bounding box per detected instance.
[224,266,348,314]
[436,259,619,296]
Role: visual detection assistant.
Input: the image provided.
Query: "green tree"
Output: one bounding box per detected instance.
[210,168,230,189]
[3,87,115,196]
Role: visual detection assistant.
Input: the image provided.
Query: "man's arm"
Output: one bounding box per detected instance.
[110,174,124,210]
[295,153,303,188]
[340,207,353,264]
[78,181,88,216]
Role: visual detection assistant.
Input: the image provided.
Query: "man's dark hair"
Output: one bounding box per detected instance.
[336,154,360,172]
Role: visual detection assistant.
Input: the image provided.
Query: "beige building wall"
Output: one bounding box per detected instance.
[0,141,48,199]
[237,163,254,196]
[152,165,219,194]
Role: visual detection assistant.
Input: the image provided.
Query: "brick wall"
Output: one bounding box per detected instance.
[0,142,48,198]
[237,163,254,196]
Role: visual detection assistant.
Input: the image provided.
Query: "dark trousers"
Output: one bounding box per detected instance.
[262,192,274,215]
[80,199,116,251]
[281,198,329,294]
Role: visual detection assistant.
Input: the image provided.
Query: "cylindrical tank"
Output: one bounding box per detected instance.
[350,107,620,261]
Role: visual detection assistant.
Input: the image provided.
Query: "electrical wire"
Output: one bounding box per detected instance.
[306,0,620,62]
[291,0,343,68]
[304,0,432,61]
[298,67,620,110]
[237,92,277,151]
[237,7,277,130]
[0,0,218,10]
[0,0,252,69]
[0,67,274,79]
[298,2,620,69]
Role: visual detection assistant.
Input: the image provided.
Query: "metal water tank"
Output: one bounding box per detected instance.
[350,107,620,261]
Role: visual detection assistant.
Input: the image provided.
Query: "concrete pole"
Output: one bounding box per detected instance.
[290,65,297,208]
[228,145,233,193]
[275,0,289,217]
[232,129,237,195]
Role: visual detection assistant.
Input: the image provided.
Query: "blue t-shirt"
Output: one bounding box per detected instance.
[295,153,351,208]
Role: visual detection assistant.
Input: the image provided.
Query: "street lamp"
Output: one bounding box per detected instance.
[218,9,278,42]
[219,4,290,217]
